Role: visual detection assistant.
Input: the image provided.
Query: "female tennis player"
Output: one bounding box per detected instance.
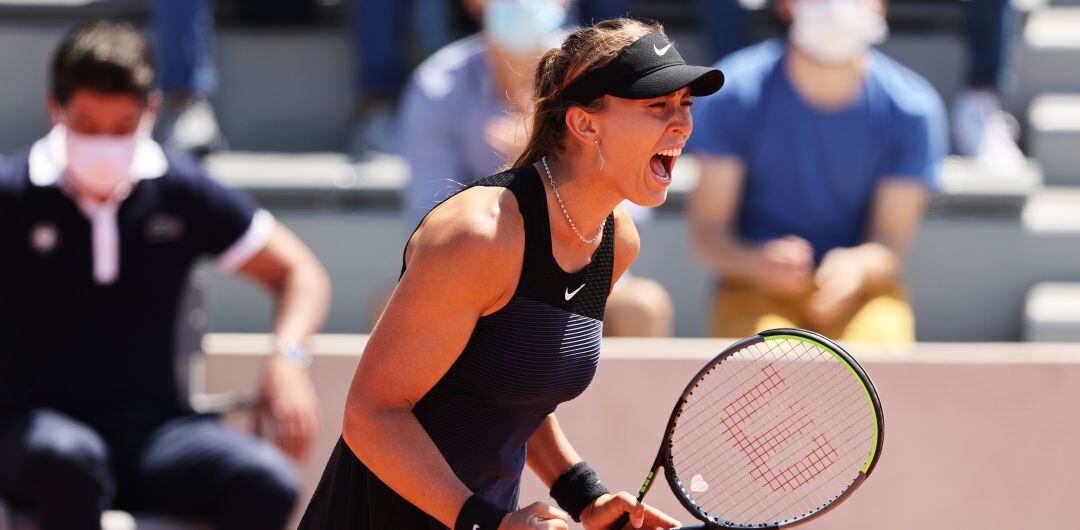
[299,18,724,530]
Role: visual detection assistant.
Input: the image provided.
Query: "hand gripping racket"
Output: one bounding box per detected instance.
[610,328,883,529]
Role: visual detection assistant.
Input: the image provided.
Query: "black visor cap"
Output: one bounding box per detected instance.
[562,33,725,104]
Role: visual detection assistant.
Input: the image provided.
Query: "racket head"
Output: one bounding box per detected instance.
[656,328,884,529]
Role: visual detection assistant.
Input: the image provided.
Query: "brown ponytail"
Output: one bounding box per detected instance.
[512,18,665,169]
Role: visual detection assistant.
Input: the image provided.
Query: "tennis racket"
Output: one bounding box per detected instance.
[609,328,883,529]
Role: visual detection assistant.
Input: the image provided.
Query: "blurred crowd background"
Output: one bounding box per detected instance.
[0,0,1077,344]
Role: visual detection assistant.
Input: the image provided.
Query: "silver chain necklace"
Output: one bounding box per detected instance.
[541,155,605,245]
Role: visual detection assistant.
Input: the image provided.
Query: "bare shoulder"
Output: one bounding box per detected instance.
[612,203,641,262]
[406,185,525,276]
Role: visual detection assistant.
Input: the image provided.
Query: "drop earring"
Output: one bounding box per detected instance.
[594,139,605,170]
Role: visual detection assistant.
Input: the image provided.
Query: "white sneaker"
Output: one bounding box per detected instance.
[160,98,228,156]
[952,89,1026,173]
[348,101,398,160]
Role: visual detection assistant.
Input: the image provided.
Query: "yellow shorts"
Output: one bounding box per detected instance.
[710,281,915,343]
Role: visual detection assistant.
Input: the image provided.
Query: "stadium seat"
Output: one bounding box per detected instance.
[1029,94,1080,185]
[1024,282,1080,341]
[1011,5,1080,116]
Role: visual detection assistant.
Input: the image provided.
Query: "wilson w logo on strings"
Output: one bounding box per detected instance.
[719,363,837,492]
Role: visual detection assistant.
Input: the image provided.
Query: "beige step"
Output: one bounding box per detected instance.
[1028,94,1080,185]
[1025,282,1080,341]
[1010,7,1080,116]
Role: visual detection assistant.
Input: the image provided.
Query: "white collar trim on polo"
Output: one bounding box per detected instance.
[27,126,169,285]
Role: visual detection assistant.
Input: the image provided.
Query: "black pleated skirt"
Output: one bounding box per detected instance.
[298,436,447,530]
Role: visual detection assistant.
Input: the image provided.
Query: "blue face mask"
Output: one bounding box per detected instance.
[485,0,566,56]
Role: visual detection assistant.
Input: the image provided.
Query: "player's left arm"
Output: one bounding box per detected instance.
[525,414,583,488]
[236,219,332,462]
[526,414,681,530]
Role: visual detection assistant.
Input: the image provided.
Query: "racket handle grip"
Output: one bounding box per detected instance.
[607,512,630,530]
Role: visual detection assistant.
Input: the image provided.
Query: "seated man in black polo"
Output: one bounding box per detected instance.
[0,21,331,530]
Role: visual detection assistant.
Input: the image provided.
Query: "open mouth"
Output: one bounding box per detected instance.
[650,146,682,184]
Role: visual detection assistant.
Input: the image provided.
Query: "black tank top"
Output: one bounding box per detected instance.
[409,165,615,509]
[299,164,615,529]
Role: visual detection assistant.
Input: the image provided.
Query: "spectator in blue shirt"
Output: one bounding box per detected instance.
[0,21,330,530]
[399,0,674,337]
[691,0,1022,170]
[687,0,946,342]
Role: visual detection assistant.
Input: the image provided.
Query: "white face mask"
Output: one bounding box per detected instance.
[484,0,566,56]
[62,118,148,200]
[790,0,887,65]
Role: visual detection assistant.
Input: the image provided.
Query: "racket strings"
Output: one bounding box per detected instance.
[680,374,871,522]
[667,338,876,526]
[671,342,835,512]
[686,376,862,501]
[726,409,874,524]
[673,339,840,441]
[674,340,851,465]
[698,347,869,486]
[671,341,818,451]
[757,429,875,523]
[681,346,871,520]
[683,387,870,524]
[685,344,873,523]
[672,340,830,457]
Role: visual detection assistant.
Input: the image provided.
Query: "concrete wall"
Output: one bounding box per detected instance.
[203,335,1080,530]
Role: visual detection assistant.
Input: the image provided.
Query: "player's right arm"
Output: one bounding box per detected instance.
[688,154,813,297]
[340,186,568,530]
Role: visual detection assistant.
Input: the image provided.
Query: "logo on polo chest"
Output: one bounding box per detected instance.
[145,214,185,243]
[29,223,59,255]
[565,283,586,301]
